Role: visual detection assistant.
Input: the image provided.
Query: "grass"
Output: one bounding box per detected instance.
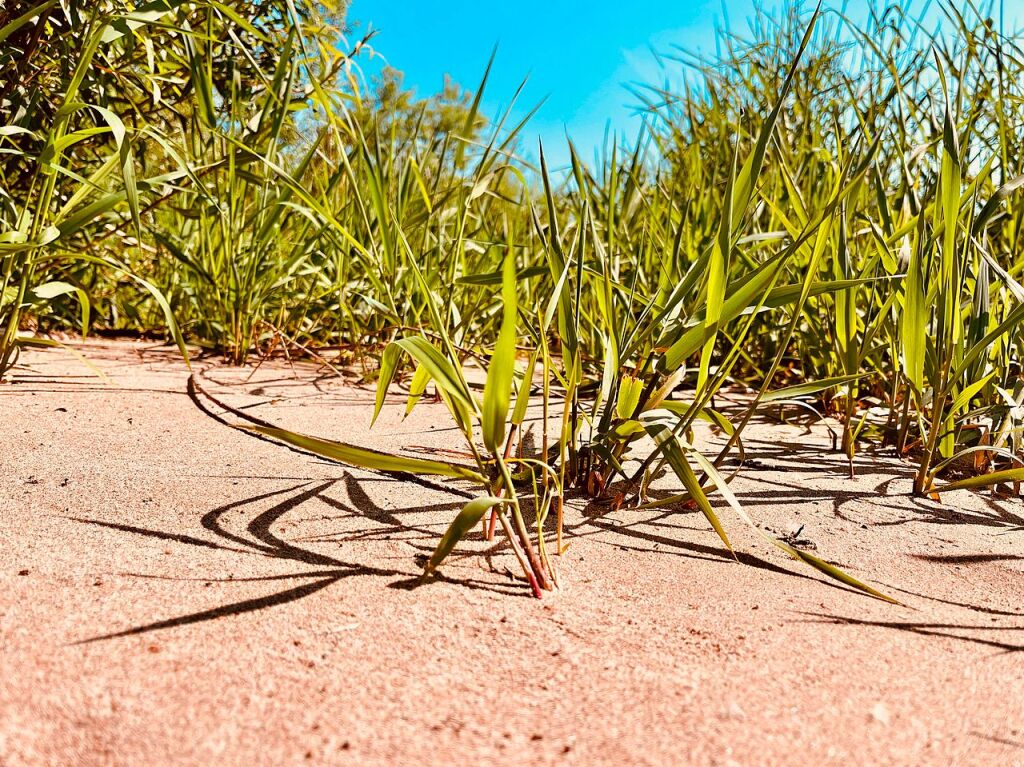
[3,0,1024,600]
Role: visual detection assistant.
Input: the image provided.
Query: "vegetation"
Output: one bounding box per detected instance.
[4,0,1024,598]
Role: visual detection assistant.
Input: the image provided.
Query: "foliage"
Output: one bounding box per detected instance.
[6,0,1024,599]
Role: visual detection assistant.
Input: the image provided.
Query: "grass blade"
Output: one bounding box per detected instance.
[423,496,505,576]
[244,426,486,483]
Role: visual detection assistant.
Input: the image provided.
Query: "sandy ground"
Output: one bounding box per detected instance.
[1,339,1022,767]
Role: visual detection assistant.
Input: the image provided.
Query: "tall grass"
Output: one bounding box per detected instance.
[0,0,346,372]
[6,0,1024,597]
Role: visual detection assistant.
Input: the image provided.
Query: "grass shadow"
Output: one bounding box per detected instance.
[72,474,530,643]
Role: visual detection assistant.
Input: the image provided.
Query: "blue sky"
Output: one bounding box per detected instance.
[344,1,1024,167]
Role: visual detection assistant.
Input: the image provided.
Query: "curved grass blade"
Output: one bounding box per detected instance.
[424,496,506,577]
[405,362,432,418]
[690,450,899,603]
[933,467,1024,493]
[646,424,732,554]
[244,425,486,483]
[372,343,401,426]
[511,350,539,426]
[772,541,901,604]
[394,336,475,412]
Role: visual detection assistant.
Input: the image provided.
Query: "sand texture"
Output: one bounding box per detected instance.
[1,340,1022,766]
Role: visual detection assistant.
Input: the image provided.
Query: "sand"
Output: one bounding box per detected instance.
[1,339,1022,766]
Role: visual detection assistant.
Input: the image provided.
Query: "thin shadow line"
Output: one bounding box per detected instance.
[801,612,1024,654]
[75,576,340,643]
[70,517,260,557]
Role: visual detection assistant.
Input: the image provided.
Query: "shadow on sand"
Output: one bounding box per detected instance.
[71,474,521,643]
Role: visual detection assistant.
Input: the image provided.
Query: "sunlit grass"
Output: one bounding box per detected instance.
[4,0,1024,600]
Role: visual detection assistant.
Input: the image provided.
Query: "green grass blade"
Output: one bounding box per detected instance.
[772,541,901,604]
[372,343,402,426]
[424,496,505,576]
[481,249,517,453]
[244,426,486,483]
[762,373,868,403]
[934,467,1024,493]
[394,336,474,413]
[647,424,732,554]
